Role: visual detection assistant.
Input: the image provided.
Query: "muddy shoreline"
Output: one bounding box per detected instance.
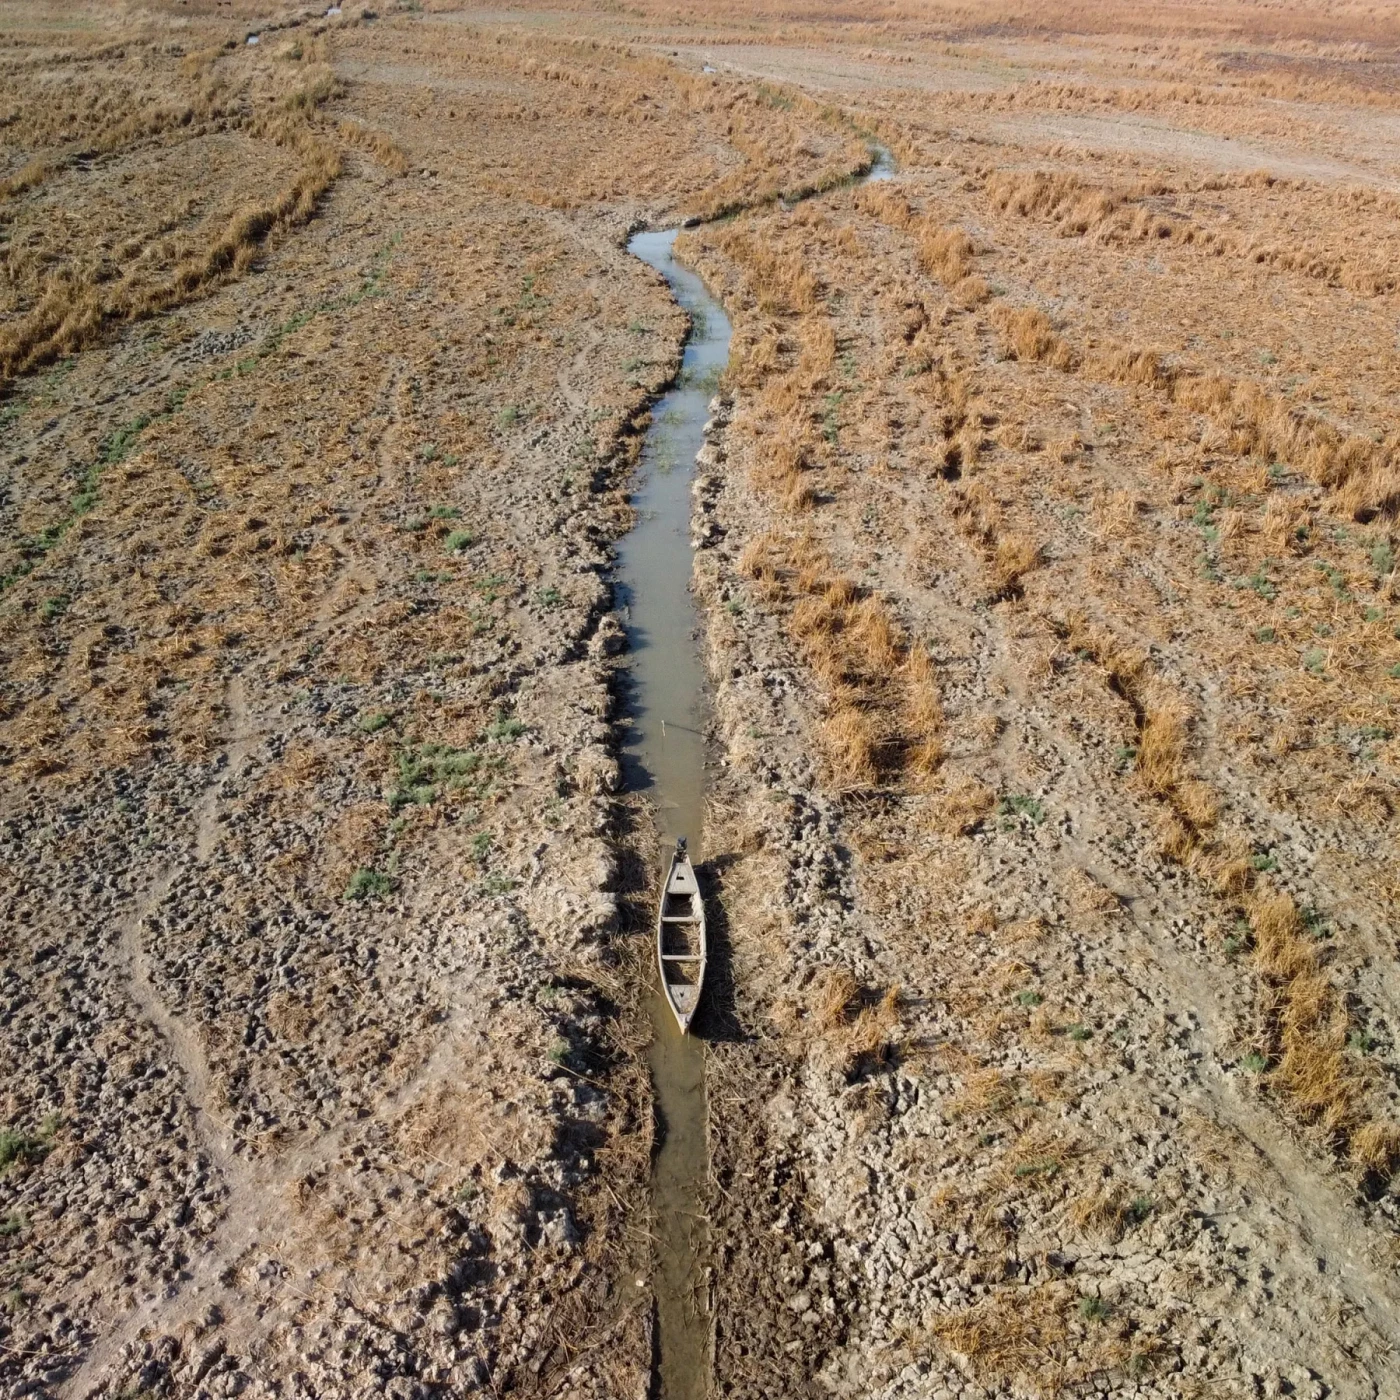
[619,226,730,1400]
[3,4,1400,1397]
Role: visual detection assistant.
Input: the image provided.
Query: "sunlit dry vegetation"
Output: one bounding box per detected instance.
[683,2,1400,1393]
[6,0,1400,1396]
[0,39,346,382]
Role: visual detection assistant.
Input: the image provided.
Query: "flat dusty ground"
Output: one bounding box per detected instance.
[2,1,1400,1397]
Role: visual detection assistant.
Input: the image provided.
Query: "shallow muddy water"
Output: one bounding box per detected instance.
[621,151,890,1398]
[867,142,896,180]
[621,228,731,1400]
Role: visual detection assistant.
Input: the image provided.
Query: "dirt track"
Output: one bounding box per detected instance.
[3,2,1400,1397]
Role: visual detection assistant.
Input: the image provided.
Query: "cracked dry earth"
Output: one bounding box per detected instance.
[5,1,1400,1399]
[0,3,872,1395]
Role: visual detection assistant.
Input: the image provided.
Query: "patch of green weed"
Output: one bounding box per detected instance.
[345,868,393,901]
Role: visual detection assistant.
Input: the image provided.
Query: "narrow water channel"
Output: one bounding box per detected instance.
[620,144,892,1399]
[620,228,730,1400]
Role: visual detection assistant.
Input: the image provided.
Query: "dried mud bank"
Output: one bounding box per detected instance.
[672,50,1400,1397]
[0,224,674,1394]
[0,4,862,1394]
[693,401,1400,1395]
[6,2,1400,1398]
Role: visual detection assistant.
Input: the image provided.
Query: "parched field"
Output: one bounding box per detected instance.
[2,1,1399,1397]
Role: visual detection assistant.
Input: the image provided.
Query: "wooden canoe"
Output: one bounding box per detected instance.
[657,837,707,1034]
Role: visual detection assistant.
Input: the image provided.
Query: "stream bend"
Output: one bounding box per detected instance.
[621,141,892,1400]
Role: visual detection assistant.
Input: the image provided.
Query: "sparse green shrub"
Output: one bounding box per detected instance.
[102,413,153,466]
[1127,1195,1154,1223]
[358,712,391,734]
[1314,560,1350,600]
[345,868,393,901]
[0,1128,48,1172]
[388,742,498,812]
[998,793,1045,826]
[485,713,526,741]
[1300,905,1329,938]
[822,390,844,445]
[444,529,475,553]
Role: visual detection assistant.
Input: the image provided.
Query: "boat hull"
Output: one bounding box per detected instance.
[657,846,707,1033]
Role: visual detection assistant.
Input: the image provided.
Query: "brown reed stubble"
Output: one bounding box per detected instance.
[678,21,1400,1186]
[0,57,346,384]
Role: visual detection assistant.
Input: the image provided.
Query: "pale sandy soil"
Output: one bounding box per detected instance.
[2,2,1400,1398]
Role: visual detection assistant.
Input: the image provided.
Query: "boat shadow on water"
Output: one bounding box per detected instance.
[685,853,746,1044]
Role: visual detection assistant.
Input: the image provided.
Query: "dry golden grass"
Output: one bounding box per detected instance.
[338,119,409,174]
[0,82,343,383]
[993,305,1076,371]
[735,526,920,782]
[1233,892,1395,1173]
[917,224,975,286]
[1136,695,1189,798]
[844,986,901,1068]
[947,484,1045,597]
[903,643,946,774]
[823,703,879,785]
[929,1286,1106,1390]
[935,777,997,836]
[813,965,860,1030]
[990,164,1398,296]
[991,533,1043,594]
[1350,1121,1400,1175]
[857,181,915,229]
[850,596,903,671]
